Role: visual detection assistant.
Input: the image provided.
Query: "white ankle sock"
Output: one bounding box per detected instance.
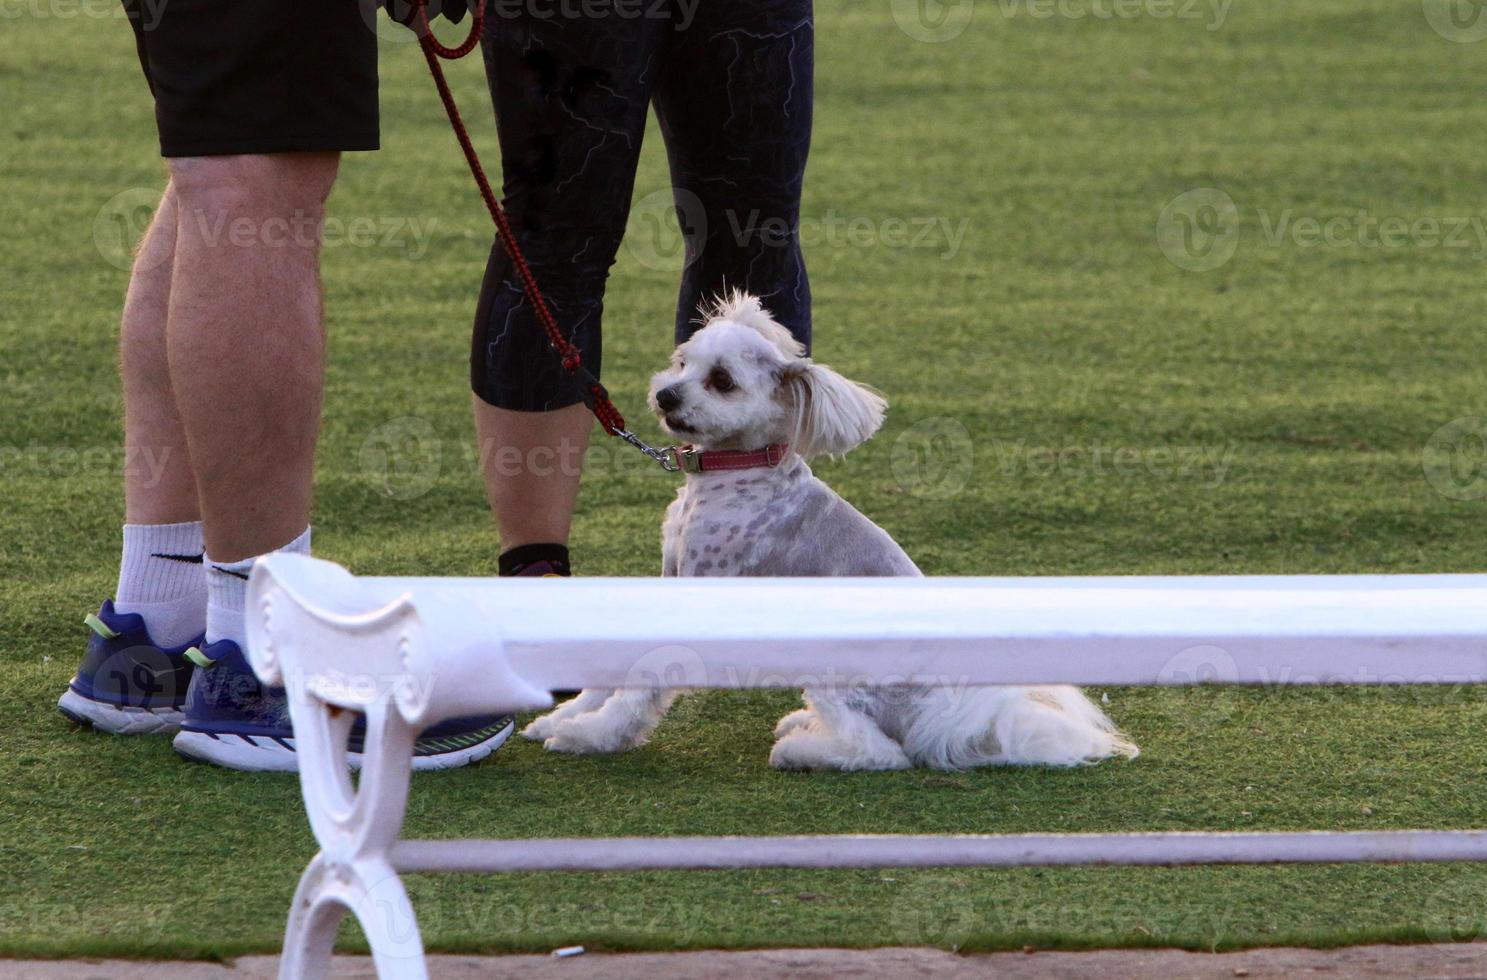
[114,521,207,648]
[205,527,312,648]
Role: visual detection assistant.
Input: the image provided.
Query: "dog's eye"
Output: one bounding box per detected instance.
[708,368,736,393]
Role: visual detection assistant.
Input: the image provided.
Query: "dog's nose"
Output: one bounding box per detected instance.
[655,385,683,413]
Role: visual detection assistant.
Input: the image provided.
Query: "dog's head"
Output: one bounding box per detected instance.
[648,291,887,456]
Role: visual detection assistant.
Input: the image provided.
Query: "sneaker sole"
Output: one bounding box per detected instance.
[57,689,184,735]
[171,719,515,773]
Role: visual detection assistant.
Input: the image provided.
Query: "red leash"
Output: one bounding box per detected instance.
[412,0,675,462]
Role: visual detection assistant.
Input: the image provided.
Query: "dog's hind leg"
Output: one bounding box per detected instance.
[542,688,680,755]
[908,686,1138,769]
[769,691,911,771]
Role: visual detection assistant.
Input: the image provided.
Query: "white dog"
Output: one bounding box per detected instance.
[521,292,1138,771]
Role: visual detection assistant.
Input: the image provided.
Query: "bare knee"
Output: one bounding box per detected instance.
[169,153,341,231]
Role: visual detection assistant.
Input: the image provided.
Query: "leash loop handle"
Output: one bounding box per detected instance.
[412,0,483,60]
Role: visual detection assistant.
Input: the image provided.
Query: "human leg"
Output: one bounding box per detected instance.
[470,8,669,560]
[652,0,816,347]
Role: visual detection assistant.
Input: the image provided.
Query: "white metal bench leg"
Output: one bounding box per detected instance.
[279,854,339,980]
[247,558,554,980]
[277,693,428,980]
[280,852,427,980]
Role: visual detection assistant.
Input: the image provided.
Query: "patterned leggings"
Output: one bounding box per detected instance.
[471,0,814,410]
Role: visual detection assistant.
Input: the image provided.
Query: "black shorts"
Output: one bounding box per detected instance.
[123,0,380,158]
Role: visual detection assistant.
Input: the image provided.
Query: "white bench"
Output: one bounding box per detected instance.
[245,555,1487,980]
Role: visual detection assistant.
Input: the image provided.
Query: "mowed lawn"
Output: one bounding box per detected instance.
[5,0,1487,959]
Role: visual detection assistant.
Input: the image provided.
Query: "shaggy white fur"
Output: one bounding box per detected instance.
[522,292,1138,771]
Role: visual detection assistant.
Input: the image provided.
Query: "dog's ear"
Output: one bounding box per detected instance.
[782,360,888,458]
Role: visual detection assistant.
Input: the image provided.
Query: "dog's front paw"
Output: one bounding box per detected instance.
[520,688,615,742]
[768,735,816,770]
[542,715,642,755]
[520,712,560,742]
[541,713,645,758]
[542,731,607,754]
[773,708,816,738]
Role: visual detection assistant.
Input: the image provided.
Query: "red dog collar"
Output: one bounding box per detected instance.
[667,444,791,474]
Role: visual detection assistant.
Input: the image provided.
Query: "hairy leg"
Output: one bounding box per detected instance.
[122,184,198,524]
[474,400,592,549]
[770,689,911,771]
[541,688,679,755]
[520,686,612,742]
[773,706,816,738]
[165,153,338,561]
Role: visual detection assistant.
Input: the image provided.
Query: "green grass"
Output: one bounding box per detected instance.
[5,0,1487,960]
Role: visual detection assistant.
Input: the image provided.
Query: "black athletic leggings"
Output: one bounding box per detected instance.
[471,0,814,411]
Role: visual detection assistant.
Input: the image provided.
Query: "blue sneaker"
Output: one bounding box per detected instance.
[172,639,515,772]
[57,601,199,735]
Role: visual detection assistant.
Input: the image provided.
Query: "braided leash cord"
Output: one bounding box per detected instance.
[412,0,628,437]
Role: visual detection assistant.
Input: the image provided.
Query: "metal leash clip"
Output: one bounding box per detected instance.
[615,429,685,472]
